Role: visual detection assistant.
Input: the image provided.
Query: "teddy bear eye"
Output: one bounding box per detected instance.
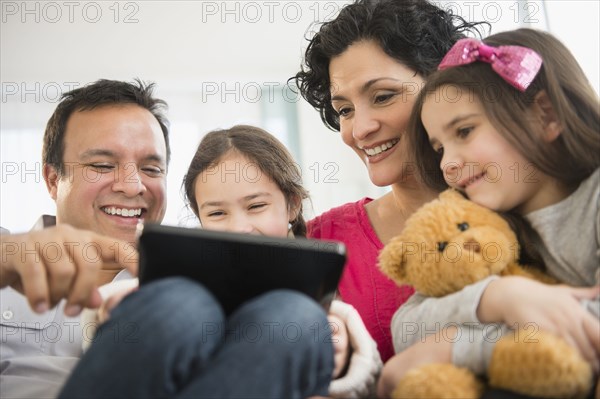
[437,241,448,252]
[457,222,469,231]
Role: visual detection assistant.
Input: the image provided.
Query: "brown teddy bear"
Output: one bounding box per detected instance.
[378,189,594,399]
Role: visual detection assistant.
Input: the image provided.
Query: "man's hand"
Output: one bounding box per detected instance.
[0,224,138,316]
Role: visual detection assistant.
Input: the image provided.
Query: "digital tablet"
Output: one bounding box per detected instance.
[137,223,347,315]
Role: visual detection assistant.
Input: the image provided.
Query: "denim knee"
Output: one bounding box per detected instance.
[228,289,332,349]
[110,277,226,343]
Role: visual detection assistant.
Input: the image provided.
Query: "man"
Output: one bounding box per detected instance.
[0,79,170,398]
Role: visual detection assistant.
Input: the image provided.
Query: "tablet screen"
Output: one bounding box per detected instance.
[138,223,347,315]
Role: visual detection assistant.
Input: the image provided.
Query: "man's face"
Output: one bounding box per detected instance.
[45,104,168,244]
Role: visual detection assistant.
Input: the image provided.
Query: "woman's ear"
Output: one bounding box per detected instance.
[533,90,562,142]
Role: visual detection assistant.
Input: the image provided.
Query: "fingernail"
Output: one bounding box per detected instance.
[65,304,82,317]
[35,302,48,314]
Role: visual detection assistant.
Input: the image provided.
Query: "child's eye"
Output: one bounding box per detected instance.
[457,126,473,138]
[432,144,444,155]
[248,203,267,211]
[207,210,225,217]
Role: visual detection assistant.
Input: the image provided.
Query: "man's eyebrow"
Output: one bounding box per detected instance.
[79,149,116,160]
[330,77,401,102]
[143,154,166,164]
[79,150,165,164]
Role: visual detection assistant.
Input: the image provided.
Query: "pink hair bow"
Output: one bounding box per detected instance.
[438,38,543,92]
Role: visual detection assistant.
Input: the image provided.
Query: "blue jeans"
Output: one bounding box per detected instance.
[59,277,334,398]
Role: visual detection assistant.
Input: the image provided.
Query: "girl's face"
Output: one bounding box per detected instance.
[194,151,295,237]
[421,85,555,214]
[329,40,425,187]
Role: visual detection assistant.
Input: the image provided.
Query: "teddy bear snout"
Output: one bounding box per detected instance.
[463,240,481,253]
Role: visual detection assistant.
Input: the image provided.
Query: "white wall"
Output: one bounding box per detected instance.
[1,0,598,232]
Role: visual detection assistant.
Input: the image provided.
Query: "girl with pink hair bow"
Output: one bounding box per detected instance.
[379,28,600,398]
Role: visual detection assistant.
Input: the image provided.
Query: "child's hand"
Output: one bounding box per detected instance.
[327,300,382,398]
[96,280,139,323]
[327,314,350,379]
[81,278,139,351]
[479,276,600,373]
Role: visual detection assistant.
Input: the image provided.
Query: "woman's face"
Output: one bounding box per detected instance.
[329,40,425,187]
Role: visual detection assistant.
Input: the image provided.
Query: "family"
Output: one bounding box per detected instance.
[1,0,599,398]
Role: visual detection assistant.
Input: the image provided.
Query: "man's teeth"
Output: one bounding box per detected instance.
[363,139,399,157]
[102,207,142,217]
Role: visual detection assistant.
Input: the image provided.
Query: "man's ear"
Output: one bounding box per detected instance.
[43,164,59,200]
[533,90,562,142]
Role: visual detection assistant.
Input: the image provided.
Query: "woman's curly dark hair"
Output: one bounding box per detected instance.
[293,0,487,131]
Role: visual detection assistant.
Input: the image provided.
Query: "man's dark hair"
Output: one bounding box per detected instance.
[43,78,170,174]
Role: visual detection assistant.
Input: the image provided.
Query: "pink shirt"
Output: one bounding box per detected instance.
[308,198,415,362]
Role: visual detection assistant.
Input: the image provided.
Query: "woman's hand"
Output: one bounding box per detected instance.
[479,276,600,373]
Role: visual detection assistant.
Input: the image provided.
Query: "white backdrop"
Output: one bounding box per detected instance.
[1,0,598,232]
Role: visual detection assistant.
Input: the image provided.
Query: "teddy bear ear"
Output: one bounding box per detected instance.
[440,188,466,202]
[378,235,409,285]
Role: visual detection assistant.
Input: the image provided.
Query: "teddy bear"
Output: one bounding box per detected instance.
[378,189,594,399]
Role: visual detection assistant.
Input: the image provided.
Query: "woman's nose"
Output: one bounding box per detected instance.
[352,108,380,141]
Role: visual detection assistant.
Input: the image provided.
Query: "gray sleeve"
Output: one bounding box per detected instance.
[596,190,600,284]
[452,323,509,375]
[391,276,498,354]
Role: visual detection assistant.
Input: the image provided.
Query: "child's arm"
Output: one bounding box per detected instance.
[327,300,382,398]
[391,276,499,353]
[478,276,600,373]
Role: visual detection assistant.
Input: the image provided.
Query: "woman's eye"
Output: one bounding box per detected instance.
[374,93,395,104]
[432,145,444,155]
[337,107,352,117]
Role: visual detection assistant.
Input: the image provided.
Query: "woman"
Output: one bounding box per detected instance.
[294,0,485,363]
